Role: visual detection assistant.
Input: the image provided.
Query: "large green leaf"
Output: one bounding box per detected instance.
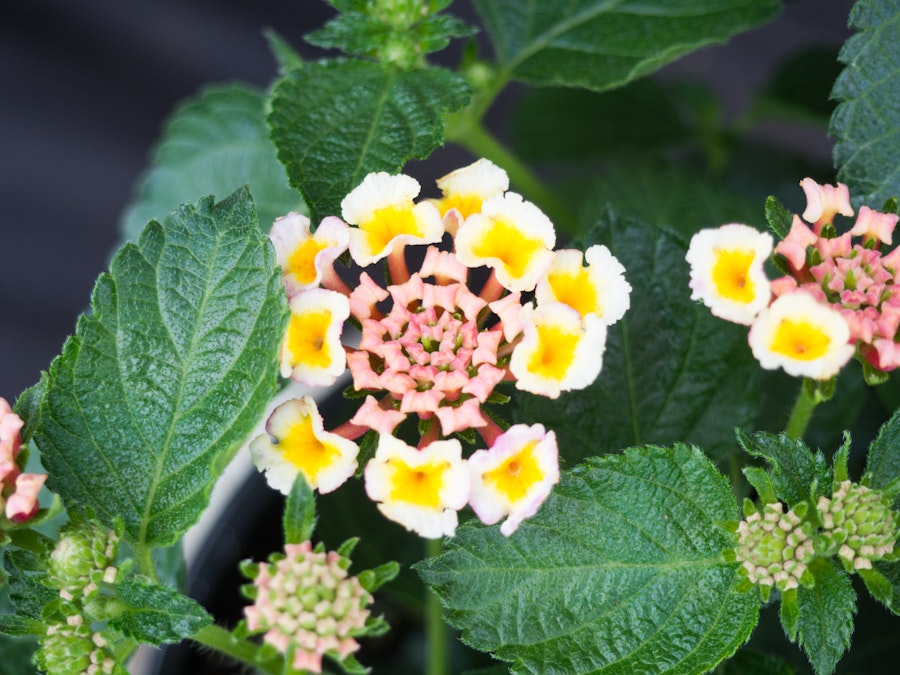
[34,188,288,549]
[121,85,304,241]
[472,0,780,91]
[418,444,758,674]
[831,0,900,208]
[796,559,856,675]
[269,59,470,222]
[513,209,761,463]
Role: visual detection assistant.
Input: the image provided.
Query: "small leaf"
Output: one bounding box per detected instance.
[832,0,900,208]
[513,209,761,463]
[742,466,777,504]
[833,433,851,484]
[34,188,289,549]
[13,378,45,442]
[3,550,55,621]
[472,0,779,92]
[736,431,831,506]
[269,59,470,222]
[121,85,304,241]
[0,615,44,637]
[417,444,759,674]
[765,195,794,239]
[358,561,400,592]
[284,475,317,544]
[858,567,893,610]
[109,578,212,646]
[265,29,305,74]
[779,587,800,642]
[865,406,900,490]
[797,558,856,675]
[871,559,900,615]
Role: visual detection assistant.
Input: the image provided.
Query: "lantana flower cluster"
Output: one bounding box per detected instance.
[687,178,900,380]
[251,159,631,538]
[0,397,47,526]
[241,541,374,675]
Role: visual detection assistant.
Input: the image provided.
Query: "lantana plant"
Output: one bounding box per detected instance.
[5,1,900,674]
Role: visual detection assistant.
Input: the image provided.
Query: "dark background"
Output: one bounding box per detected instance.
[0,0,856,399]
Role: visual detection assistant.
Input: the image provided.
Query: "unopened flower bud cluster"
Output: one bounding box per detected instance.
[36,619,125,675]
[49,522,120,604]
[736,502,814,591]
[816,480,897,570]
[243,541,373,674]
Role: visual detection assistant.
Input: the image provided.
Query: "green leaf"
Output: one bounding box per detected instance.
[2,550,55,621]
[284,476,317,545]
[121,84,303,241]
[871,559,900,614]
[736,431,830,506]
[13,379,45,442]
[0,614,43,637]
[796,558,856,675]
[765,195,794,239]
[832,0,900,208]
[265,30,305,74]
[472,0,780,91]
[34,188,288,549]
[858,567,893,610]
[779,586,799,642]
[109,578,212,646]
[864,406,900,490]
[742,466,777,504]
[513,209,761,463]
[269,59,470,222]
[417,444,759,674]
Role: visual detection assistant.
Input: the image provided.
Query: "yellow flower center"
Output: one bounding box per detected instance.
[527,325,579,379]
[280,416,341,481]
[547,269,600,318]
[712,249,756,302]
[472,217,545,279]
[287,237,333,285]
[484,440,543,503]
[770,319,831,361]
[388,458,449,508]
[286,310,334,368]
[361,205,423,255]
[438,193,484,220]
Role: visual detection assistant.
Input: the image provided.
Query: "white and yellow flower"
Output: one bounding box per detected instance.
[535,244,631,325]
[468,424,559,536]
[250,397,359,495]
[748,292,854,379]
[454,192,555,292]
[269,212,350,296]
[341,172,444,266]
[363,435,469,538]
[510,302,606,398]
[433,158,509,234]
[686,224,773,325]
[280,288,350,386]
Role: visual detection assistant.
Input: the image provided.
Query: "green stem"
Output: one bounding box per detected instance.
[133,545,159,583]
[785,380,819,440]
[192,624,281,675]
[425,537,448,675]
[444,115,580,235]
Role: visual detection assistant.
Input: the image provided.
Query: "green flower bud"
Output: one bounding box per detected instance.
[735,502,815,592]
[817,480,898,572]
[49,521,120,603]
[36,621,126,675]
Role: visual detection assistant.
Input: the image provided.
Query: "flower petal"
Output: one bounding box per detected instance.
[281,289,350,386]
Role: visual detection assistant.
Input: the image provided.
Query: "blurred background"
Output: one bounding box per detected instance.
[0,0,855,399]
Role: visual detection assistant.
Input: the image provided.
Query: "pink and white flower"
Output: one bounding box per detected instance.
[280,288,350,386]
[468,424,559,536]
[269,212,349,295]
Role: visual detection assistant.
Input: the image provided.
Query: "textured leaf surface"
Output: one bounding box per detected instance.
[797,559,856,675]
[34,189,288,548]
[832,0,900,208]
[513,209,760,463]
[736,431,831,506]
[473,0,780,91]
[269,59,470,222]
[121,85,303,240]
[865,406,900,490]
[109,579,212,645]
[418,445,759,675]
